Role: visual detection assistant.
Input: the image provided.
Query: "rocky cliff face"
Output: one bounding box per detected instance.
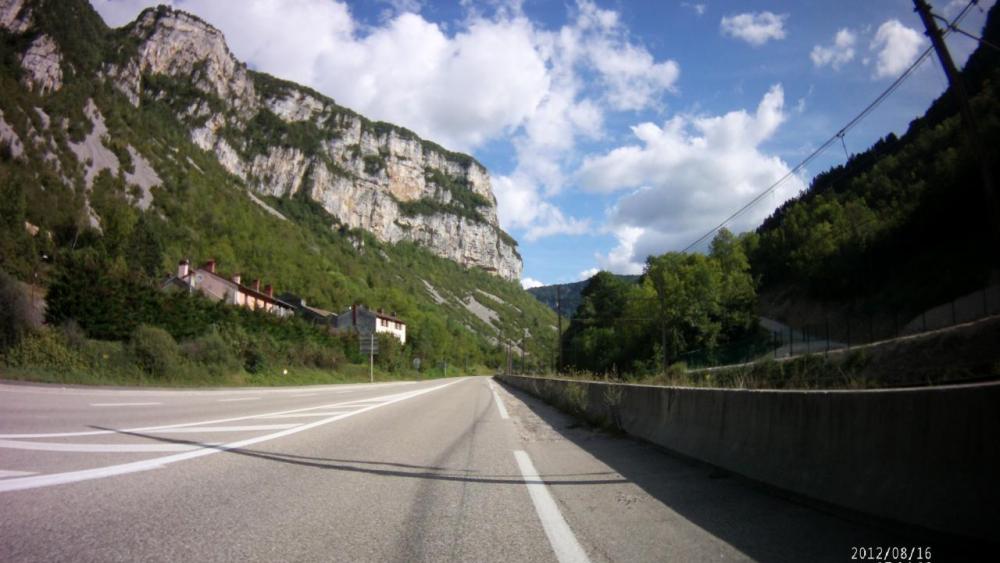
[105,7,521,280]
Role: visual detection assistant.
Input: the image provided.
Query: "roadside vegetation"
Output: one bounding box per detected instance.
[0,0,557,387]
[556,8,1000,383]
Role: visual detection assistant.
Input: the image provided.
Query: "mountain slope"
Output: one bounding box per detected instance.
[751,4,1000,317]
[0,0,554,369]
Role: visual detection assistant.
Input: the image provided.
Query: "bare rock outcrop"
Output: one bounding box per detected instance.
[106,6,521,280]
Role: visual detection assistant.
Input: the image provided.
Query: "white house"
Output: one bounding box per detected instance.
[162,259,294,318]
[335,304,406,344]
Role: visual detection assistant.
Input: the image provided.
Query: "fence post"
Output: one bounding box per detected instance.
[846,319,851,350]
[825,318,830,355]
[773,331,778,359]
[788,326,793,357]
[868,314,874,344]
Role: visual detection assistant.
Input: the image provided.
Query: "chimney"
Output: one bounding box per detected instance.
[177,259,190,278]
[252,279,261,292]
[204,259,216,274]
[232,273,241,285]
[264,284,273,298]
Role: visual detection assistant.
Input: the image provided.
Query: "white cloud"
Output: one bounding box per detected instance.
[91,0,677,243]
[520,277,545,289]
[578,268,599,281]
[492,174,591,241]
[720,12,787,46]
[870,19,925,79]
[578,85,805,273]
[681,3,706,17]
[811,28,856,70]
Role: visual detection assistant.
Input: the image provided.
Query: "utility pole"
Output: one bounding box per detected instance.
[556,286,562,375]
[914,0,1000,262]
[661,322,667,375]
[521,328,526,374]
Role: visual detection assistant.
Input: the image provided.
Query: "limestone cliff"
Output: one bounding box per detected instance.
[106,7,521,280]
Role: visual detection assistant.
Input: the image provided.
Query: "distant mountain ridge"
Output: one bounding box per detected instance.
[528,275,640,317]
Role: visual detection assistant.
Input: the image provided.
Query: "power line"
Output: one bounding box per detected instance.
[680,1,979,254]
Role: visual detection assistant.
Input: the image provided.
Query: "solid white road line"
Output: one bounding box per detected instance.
[252,412,352,419]
[90,402,162,407]
[488,381,510,419]
[0,470,37,479]
[514,450,591,563]
[0,439,203,453]
[0,379,466,493]
[217,397,260,402]
[0,396,394,439]
[151,424,298,433]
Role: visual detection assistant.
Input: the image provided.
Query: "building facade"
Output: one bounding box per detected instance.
[335,304,406,344]
[162,259,294,318]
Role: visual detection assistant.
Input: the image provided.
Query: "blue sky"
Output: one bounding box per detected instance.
[91,0,994,287]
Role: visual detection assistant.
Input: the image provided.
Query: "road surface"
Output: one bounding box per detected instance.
[1,376,901,562]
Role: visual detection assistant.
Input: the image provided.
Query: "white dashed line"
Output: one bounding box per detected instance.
[488,380,510,419]
[514,450,591,563]
[90,402,162,407]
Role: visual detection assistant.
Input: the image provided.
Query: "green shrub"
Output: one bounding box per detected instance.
[129,324,182,377]
[0,269,34,352]
[181,330,241,375]
[242,345,268,374]
[288,339,344,370]
[3,329,82,369]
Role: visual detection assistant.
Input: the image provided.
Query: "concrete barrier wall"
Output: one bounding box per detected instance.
[497,375,1000,541]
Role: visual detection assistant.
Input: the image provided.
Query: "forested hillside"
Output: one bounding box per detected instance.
[750,4,1000,317]
[527,275,638,318]
[0,0,556,383]
[551,4,1000,376]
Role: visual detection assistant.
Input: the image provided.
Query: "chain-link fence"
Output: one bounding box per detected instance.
[678,284,1000,370]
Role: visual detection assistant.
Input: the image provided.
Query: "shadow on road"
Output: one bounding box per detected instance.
[492,380,933,563]
[88,426,627,487]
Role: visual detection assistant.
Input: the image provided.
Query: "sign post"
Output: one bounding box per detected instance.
[360,333,379,383]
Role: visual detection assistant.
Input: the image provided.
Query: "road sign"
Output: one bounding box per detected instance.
[359,334,379,355]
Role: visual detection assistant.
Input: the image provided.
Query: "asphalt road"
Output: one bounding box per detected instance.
[0,376,898,562]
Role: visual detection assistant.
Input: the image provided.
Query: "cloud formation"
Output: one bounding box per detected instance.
[91,0,677,242]
[870,19,925,79]
[520,277,544,289]
[577,85,805,273]
[720,11,787,46]
[811,28,856,70]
